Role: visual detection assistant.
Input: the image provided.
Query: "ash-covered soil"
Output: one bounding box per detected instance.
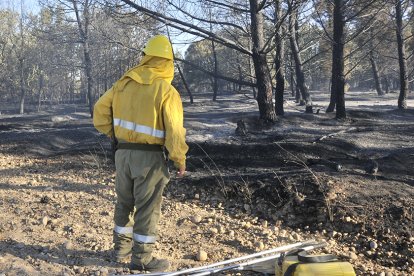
[0,91,413,276]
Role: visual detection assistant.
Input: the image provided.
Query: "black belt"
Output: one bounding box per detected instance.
[117,143,163,151]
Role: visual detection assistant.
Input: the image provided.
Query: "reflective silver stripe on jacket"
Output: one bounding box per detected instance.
[113,118,165,138]
[114,225,133,234]
[134,233,156,243]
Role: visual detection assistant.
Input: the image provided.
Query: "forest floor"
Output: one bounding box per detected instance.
[0,90,413,276]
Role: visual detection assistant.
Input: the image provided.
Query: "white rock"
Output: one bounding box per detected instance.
[348,252,358,260]
[229,230,235,237]
[209,228,218,234]
[194,194,200,199]
[64,241,73,250]
[190,215,202,224]
[41,216,48,226]
[196,249,208,261]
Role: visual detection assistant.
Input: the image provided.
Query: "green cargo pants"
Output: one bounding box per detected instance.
[113,148,170,265]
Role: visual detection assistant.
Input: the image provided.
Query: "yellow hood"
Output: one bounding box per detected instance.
[114,55,174,91]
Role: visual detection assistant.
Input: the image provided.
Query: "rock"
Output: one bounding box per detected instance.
[344,216,352,222]
[196,249,208,261]
[328,231,337,238]
[194,194,200,200]
[64,241,73,250]
[348,252,358,260]
[261,220,268,228]
[75,267,85,274]
[255,241,265,250]
[369,241,378,250]
[243,204,251,212]
[100,268,109,276]
[379,272,385,276]
[292,232,301,240]
[229,230,235,237]
[209,228,218,234]
[190,215,202,224]
[218,225,225,234]
[41,216,48,226]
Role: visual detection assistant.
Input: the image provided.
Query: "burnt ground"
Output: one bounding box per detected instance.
[0,91,413,275]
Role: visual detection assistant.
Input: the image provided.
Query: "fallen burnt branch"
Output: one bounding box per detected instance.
[307,158,343,172]
[314,127,357,142]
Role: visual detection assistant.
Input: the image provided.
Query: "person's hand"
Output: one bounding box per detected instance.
[176,167,186,178]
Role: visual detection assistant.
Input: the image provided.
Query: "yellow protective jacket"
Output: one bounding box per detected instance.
[93,55,188,169]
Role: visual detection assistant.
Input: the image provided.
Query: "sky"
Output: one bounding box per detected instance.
[0,0,194,56]
[0,0,40,13]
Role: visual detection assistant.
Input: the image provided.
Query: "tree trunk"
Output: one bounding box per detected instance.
[329,0,346,119]
[248,45,257,99]
[395,0,408,109]
[72,0,94,117]
[212,39,219,101]
[177,64,193,103]
[238,64,243,92]
[289,8,312,113]
[383,76,390,94]
[274,0,285,116]
[250,0,276,122]
[37,73,44,112]
[84,41,94,116]
[369,51,384,96]
[19,58,25,114]
[289,58,295,97]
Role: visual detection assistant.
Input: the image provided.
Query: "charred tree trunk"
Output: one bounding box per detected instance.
[18,1,25,115]
[19,58,25,114]
[177,64,193,104]
[248,42,257,99]
[383,76,390,94]
[250,0,276,122]
[289,57,295,97]
[72,0,94,117]
[289,8,313,113]
[274,0,285,116]
[369,51,384,96]
[238,64,243,92]
[328,0,346,119]
[212,39,219,101]
[395,0,408,109]
[37,73,44,112]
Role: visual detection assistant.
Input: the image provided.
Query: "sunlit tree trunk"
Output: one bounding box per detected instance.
[395,0,408,109]
[18,0,25,114]
[72,0,94,117]
[211,39,219,101]
[274,0,285,116]
[250,0,276,122]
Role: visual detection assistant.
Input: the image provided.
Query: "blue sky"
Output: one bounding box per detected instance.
[0,0,194,56]
[0,0,40,13]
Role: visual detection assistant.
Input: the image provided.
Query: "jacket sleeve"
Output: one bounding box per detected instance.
[93,87,114,137]
[163,87,189,169]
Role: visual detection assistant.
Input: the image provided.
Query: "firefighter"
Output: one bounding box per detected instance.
[93,35,188,273]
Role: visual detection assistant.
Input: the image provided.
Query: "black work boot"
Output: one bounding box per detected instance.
[130,257,170,273]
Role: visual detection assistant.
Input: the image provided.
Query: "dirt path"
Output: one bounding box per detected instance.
[0,91,413,275]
